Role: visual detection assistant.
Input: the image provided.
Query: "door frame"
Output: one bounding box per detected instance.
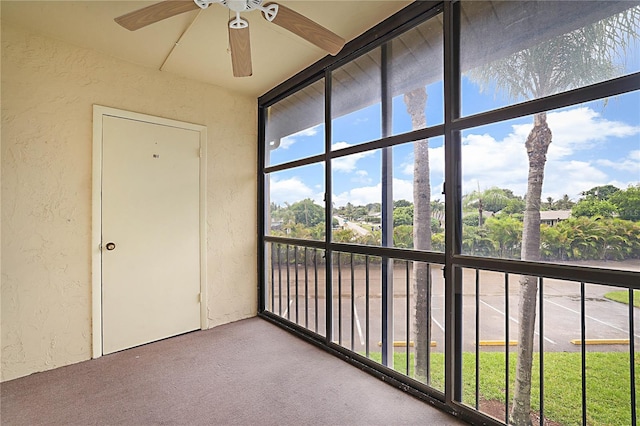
[91,105,208,358]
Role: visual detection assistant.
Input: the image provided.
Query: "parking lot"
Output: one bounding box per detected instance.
[268,261,639,354]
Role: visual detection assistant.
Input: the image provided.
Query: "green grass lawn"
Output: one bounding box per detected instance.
[604,289,640,307]
[365,351,639,426]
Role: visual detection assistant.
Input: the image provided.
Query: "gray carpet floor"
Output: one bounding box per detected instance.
[1,317,466,425]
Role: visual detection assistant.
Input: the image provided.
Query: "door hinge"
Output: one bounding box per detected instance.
[197,293,201,303]
[198,148,202,158]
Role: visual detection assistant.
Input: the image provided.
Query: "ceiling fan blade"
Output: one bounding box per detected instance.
[115,0,200,31]
[266,3,345,56]
[229,24,253,77]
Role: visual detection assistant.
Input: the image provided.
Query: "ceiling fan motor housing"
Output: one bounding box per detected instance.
[194,0,263,12]
[194,0,276,21]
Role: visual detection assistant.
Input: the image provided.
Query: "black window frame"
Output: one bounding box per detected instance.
[257,2,640,424]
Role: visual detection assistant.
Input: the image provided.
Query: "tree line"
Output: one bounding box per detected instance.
[269,184,640,262]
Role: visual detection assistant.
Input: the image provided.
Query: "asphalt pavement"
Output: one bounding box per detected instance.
[268,263,639,354]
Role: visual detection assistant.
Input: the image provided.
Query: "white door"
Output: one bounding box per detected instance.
[101,116,201,355]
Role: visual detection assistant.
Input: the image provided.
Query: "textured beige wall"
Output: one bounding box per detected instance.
[1,24,258,381]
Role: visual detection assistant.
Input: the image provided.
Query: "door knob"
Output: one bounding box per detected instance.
[105,242,116,251]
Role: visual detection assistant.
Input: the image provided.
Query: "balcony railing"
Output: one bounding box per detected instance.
[263,240,639,425]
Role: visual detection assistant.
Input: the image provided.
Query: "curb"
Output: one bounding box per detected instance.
[570,338,630,345]
[478,340,518,346]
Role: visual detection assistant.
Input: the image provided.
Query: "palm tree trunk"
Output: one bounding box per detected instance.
[404,88,432,381]
[511,112,552,426]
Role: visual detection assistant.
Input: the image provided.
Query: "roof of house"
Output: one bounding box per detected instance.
[539,210,572,221]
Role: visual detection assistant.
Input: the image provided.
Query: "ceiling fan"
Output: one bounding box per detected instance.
[115,0,346,77]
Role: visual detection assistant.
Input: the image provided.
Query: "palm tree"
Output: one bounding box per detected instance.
[600,220,626,260]
[612,218,640,259]
[554,194,574,210]
[540,223,569,261]
[486,216,523,258]
[545,197,554,210]
[567,216,607,260]
[462,225,495,256]
[431,199,445,227]
[466,5,639,424]
[393,225,414,249]
[404,87,432,382]
[463,187,513,226]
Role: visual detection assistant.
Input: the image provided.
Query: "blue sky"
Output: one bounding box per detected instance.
[268,70,640,209]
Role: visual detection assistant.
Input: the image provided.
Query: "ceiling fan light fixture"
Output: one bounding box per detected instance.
[259,3,278,22]
[229,13,249,29]
[194,0,211,10]
[195,0,276,19]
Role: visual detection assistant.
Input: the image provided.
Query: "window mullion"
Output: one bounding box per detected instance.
[380,41,395,368]
[443,0,463,405]
[324,69,334,346]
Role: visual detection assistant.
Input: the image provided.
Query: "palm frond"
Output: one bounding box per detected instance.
[465,5,640,100]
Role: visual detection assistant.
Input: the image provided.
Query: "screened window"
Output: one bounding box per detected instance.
[332,48,382,148]
[265,78,325,167]
[259,2,640,425]
[460,1,640,116]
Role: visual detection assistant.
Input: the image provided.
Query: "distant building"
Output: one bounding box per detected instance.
[271,219,284,230]
[539,210,571,226]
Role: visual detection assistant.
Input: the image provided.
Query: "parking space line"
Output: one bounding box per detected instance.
[353,301,365,345]
[546,299,640,339]
[480,300,556,344]
[282,299,293,318]
[432,317,445,332]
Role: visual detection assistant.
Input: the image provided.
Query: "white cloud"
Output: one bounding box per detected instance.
[393,179,415,201]
[332,141,352,151]
[457,107,640,200]
[279,125,321,150]
[460,133,528,186]
[542,160,609,200]
[269,177,314,205]
[400,152,415,176]
[606,179,640,191]
[549,107,639,142]
[400,146,446,179]
[332,141,376,172]
[333,178,414,207]
[402,163,414,176]
[305,106,637,208]
[596,149,640,173]
[509,107,640,161]
[351,170,371,184]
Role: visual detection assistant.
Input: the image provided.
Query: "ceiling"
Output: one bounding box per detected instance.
[1,0,413,97]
